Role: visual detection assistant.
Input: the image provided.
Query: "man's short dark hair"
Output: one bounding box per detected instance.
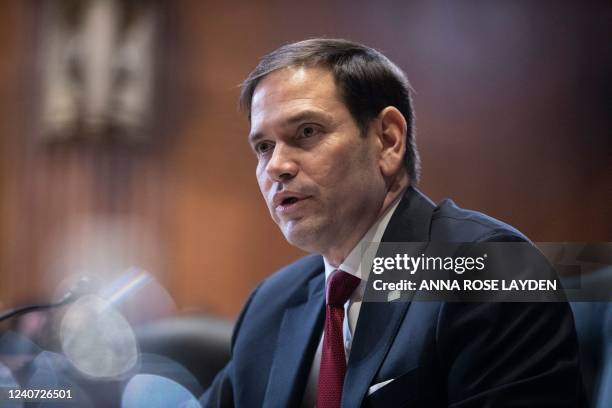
[239,38,420,183]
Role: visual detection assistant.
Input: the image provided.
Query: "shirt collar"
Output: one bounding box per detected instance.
[323,195,403,284]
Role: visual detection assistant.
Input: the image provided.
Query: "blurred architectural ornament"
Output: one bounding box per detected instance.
[38,0,160,143]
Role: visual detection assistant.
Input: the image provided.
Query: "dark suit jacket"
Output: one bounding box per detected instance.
[201,187,586,407]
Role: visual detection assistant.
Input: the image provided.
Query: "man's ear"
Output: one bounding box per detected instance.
[376,106,407,178]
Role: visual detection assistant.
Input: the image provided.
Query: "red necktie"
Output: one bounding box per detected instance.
[316,270,361,408]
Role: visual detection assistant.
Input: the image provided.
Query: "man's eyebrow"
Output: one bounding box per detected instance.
[248,131,263,145]
[284,110,333,126]
[248,110,333,144]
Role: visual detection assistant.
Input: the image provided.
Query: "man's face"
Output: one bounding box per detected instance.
[248,66,386,256]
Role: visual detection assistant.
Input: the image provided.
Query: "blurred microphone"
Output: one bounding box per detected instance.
[121,374,201,408]
[0,277,96,323]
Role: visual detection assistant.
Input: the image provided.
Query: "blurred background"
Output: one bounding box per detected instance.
[0,0,612,319]
[0,0,610,405]
[0,0,609,319]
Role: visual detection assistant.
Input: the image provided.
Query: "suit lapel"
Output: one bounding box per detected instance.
[263,266,325,408]
[343,187,436,407]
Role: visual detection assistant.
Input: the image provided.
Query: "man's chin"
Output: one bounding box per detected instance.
[281,222,325,253]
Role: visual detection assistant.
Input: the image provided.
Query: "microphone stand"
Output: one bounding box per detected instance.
[0,292,77,323]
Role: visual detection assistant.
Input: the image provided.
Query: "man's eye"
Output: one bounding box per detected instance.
[255,142,273,154]
[298,125,319,139]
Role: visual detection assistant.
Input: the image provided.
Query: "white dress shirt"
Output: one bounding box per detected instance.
[301,197,402,407]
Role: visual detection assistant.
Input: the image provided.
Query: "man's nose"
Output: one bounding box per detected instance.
[266,143,298,182]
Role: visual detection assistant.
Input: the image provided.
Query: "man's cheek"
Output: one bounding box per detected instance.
[256,177,271,203]
[269,206,280,224]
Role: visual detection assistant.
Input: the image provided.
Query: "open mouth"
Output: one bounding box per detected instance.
[281,197,299,205]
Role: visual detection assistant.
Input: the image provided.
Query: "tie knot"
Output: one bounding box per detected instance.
[326,270,361,306]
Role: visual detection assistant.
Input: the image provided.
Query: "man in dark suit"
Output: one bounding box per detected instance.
[201,39,586,407]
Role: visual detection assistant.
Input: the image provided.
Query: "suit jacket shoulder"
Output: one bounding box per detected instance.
[431,198,528,242]
[256,254,323,301]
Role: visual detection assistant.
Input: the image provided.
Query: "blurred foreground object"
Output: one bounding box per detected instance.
[0,267,233,406]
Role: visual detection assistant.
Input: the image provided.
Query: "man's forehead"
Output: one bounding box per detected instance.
[249,66,341,129]
[251,67,338,111]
